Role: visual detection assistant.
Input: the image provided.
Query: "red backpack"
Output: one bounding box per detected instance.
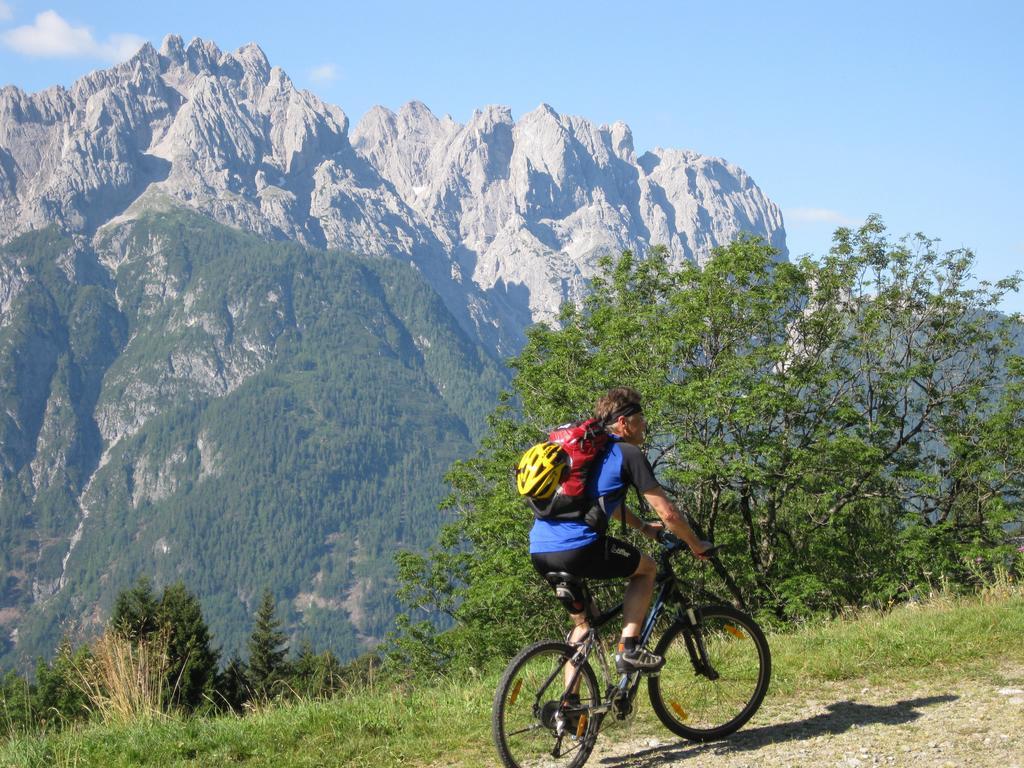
[531,418,611,533]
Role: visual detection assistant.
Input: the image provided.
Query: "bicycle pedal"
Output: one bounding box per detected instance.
[613,697,633,720]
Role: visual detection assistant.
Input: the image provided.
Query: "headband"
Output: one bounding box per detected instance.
[603,402,642,425]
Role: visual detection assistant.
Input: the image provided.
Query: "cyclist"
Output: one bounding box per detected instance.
[528,386,712,674]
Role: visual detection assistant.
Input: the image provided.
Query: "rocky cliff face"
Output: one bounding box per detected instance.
[352,102,786,328]
[0,35,786,352]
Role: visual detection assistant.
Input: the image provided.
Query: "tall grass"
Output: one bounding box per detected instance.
[70,630,171,725]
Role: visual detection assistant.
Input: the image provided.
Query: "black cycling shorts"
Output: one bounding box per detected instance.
[530,536,641,580]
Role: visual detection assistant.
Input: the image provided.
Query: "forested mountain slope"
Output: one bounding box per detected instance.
[0,210,505,668]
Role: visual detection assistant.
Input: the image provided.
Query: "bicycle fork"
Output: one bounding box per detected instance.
[643,581,721,683]
[680,607,720,680]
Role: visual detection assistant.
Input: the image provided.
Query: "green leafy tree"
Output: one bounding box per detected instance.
[247,590,289,697]
[0,670,34,735]
[108,578,219,712]
[394,219,1023,670]
[32,641,91,728]
[392,402,565,672]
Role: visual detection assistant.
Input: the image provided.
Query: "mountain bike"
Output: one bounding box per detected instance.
[491,534,771,768]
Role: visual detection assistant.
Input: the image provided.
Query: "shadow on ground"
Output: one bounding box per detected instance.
[597,695,958,766]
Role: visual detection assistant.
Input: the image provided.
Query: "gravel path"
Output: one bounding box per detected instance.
[582,665,1024,768]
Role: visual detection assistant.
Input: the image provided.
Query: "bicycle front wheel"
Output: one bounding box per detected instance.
[648,604,771,741]
[492,641,601,768]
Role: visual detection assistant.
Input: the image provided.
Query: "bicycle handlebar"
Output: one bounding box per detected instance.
[655,529,722,560]
[654,531,749,610]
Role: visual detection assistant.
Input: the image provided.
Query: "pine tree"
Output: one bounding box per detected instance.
[214,655,250,712]
[158,582,220,711]
[247,590,289,697]
[109,576,160,641]
[290,641,343,699]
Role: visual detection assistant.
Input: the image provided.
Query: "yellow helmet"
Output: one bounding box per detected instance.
[515,442,569,499]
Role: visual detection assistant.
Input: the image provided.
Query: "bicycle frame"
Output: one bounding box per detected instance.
[556,545,722,728]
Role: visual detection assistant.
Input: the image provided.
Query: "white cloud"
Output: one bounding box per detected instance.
[0,10,145,62]
[309,63,339,83]
[0,2,13,23]
[786,208,859,227]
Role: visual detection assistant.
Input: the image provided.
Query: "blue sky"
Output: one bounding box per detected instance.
[2,1,1022,313]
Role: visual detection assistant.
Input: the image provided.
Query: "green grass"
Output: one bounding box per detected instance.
[0,677,499,768]
[3,590,1022,768]
[769,590,1024,691]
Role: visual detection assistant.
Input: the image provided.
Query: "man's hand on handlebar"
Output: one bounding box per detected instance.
[655,528,715,559]
[641,489,718,560]
[691,539,715,560]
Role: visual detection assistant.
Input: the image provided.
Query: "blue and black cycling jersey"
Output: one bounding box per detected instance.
[528,437,660,554]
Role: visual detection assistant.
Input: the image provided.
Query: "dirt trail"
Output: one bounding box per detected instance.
[583,669,1024,768]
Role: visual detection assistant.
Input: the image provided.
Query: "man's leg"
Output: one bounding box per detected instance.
[568,612,589,644]
[617,554,662,673]
[621,554,656,636]
[530,549,593,694]
[565,612,588,692]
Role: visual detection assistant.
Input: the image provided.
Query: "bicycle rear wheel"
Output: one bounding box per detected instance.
[492,641,601,768]
[648,604,770,741]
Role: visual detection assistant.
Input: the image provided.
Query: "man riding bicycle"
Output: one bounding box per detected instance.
[526,386,712,674]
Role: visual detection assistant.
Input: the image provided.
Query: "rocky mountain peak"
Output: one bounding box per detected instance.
[159,33,185,60]
[0,35,786,351]
[470,103,516,129]
[185,37,223,74]
[609,121,635,162]
[235,42,271,74]
[399,99,438,122]
[130,41,161,71]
